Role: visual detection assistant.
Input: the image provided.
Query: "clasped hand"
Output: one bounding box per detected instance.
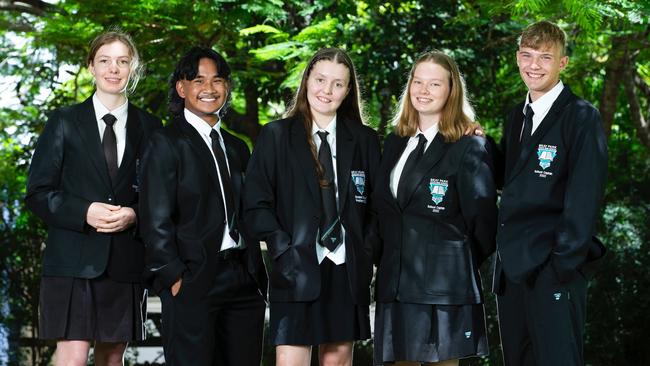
[86,202,136,233]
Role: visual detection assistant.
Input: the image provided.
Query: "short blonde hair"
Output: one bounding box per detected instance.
[518,20,567,56]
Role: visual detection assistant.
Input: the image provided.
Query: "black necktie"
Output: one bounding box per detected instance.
[210,129,239,243]
[317,131,341,252]
[397,133,427,208]
[102,113,118,185]
[520,105,534,145]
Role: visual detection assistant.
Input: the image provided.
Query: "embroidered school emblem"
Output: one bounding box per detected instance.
[428,178,448,205]
[351,170,365,195]
[537,144,557,170]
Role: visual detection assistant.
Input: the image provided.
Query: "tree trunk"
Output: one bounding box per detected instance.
[623,64,650,149]
[377,86,392,139]
[224,83,261,143]
[599,35,628,137]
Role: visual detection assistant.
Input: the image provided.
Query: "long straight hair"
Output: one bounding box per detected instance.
[285,48,364,186]
[393,50,475,142]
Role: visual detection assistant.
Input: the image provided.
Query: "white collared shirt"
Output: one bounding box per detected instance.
[93,93,128,167]
[523,80,564,135]
[390,123,439,198]
[312,116,346,265]
[183,109,241,251]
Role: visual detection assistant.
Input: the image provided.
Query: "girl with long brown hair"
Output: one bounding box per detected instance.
[244,48,381,365]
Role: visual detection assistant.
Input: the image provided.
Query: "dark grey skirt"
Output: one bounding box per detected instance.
[374,301,488,364]
[270,259,371,346]
[39,275,147,342]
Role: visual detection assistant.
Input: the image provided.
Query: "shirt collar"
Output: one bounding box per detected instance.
[523,80,564,115]
[93,93,128,122]
[416,122,439,143]
[184,108,222,138]
[311,115,337,137]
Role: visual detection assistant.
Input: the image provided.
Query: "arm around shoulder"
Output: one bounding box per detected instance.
[457,136,498,266]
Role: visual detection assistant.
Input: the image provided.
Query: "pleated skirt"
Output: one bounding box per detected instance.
[39,275,147,342]
[270,259,371,346]
[374,301,488,364]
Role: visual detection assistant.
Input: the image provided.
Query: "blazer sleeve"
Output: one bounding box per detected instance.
[129,113,163,235]
[25,110,92,232]
[139,131,186,292]
[243,125,291,260]
[363,130,382,265]
[551,106,608,282]
[457,137,498,266]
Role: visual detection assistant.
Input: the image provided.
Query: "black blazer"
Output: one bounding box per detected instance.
[243,116,381,304]
[139,116,268,299]
[25,97,162,282]
[374,133,497,305]
[494,86,608,289]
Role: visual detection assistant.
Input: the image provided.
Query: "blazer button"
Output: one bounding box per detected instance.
[313,216,319,222]
[107,196,113,203]
[500,223,505,227]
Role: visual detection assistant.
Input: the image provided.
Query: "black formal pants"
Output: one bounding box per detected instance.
[160,250,266,366]
[496,263,588,366]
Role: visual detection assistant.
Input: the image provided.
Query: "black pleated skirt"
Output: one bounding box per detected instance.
[374,301,488,364]
[39,275,147,342]
[270,259,371,346]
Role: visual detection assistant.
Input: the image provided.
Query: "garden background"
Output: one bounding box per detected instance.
[1,0,649,365]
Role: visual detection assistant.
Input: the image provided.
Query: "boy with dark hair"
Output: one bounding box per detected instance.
[493,20,608,365]
[139,47,267,366]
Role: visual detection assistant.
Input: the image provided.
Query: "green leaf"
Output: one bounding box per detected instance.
[239,24,283,36]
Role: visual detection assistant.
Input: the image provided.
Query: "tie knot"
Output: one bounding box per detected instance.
[525,105,534,118]
[416,133,427,145]
[102,113,117,126]
[210,129,221,142]
[317,131,329,142]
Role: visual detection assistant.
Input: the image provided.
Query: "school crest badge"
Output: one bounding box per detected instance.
[428,178,448,205]
[537,144,557,170]
[351,170,367,203]
[351,170,365,195]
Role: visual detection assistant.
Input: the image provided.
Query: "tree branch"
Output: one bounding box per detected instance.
[0,0,62,16]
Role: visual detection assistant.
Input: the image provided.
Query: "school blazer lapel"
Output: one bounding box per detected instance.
[176,117,221,190]
[74,98,112,191]
[336,118,355,211]
[379,135,408,211]
[504,106,525,183]
[113,104,143,188]
[506,87,575,185]
[290,118,320,204]
[399,133,447,209]
[222,130,244,203]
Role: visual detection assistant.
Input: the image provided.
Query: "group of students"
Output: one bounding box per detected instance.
[25,19,608,366]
